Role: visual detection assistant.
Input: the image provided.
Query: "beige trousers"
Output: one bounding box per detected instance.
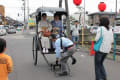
[41,36,50,49]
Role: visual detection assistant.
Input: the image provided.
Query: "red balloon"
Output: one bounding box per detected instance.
[73,0,82,6]
[98,2,106,12]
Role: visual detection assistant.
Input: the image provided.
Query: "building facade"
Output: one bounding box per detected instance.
[0,5,5,25]
[88,12,117,26]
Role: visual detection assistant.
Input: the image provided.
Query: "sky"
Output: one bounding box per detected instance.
[0,0,120,21]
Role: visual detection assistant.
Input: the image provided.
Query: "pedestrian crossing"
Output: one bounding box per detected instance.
[0,34,31,40]
[29,31,35,35]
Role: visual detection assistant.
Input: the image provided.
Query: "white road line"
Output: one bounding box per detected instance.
[0,36,5,38]
[2,35,31,40]
[29,31,35,34]
[80,54,85,58]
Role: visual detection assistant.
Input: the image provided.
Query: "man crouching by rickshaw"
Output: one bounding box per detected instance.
[51,34,76,76]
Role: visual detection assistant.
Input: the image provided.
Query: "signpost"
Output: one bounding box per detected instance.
[113,33,116,61]
[28,18,35,27]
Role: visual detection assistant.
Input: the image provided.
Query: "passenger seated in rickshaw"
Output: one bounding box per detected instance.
[38,13,52,53]
[51,13,64,49]
[51,13,64,35]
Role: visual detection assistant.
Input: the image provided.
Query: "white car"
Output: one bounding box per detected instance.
[113,26,120,34]
[0,25,7,36]
[16,26,24,31]
[90,26,98,34]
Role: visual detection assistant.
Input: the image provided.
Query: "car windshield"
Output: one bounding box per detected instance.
[9,26,15,29]
[91,26,98,29]
[93,27,98,29]
[18,26,23,28]
[4,26,8,27]
[0,26,4,29]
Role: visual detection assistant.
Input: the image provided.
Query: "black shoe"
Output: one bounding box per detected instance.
[104,78,107,80]
[99,79,107,80]
[58,71,68,76]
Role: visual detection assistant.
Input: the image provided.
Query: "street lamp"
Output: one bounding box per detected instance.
[27,0,29,30]
[22,0,26,29]
[76,6,84,25]
[116,0,118,16]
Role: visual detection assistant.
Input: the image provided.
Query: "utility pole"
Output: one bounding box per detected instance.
[81,0,86,46]
[76,6,83,28]
[114,0,118,26]
[22,0,26,29]
[113,0,118,61]
[27,0,29,30]
[65,0,70,36]
[59,0,62,8]
[116,0,117,16]
[84,0,86,26]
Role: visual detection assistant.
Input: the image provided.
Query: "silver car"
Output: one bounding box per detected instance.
[8,26,16,34]
[90,26,98,34]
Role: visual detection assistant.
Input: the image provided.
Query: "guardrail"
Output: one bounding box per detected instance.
[78,29,120,61]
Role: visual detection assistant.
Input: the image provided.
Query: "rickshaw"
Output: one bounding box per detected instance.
[32,7,72,74]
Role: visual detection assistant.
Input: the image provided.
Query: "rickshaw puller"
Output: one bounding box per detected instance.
[52,34,76,76]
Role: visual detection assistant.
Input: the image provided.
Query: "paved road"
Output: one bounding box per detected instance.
[1,33,120,80]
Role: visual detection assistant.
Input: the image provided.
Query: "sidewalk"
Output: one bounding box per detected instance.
[77,46,120,80]
[79,45,120,62]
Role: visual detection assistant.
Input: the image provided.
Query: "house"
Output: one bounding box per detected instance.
[88,12,118,26]
[0,5,5,25]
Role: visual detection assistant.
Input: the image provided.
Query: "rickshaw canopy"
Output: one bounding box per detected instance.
[35,7,68,22]
[36,7,67,15]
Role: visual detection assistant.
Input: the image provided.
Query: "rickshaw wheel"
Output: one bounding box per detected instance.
[32,36,38,66]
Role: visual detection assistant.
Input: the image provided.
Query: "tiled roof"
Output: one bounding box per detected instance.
[88,12,117,16]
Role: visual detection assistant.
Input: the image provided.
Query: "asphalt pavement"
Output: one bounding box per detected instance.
[1,32,120,80]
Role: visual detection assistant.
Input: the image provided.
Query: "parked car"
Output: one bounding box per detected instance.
[8,26,16,34]
[16,26,24,31]
[0,25,7,36]
[90,26,98,34]
[84,25,91,29]
[113,26,120,34]
[4,25,9,33]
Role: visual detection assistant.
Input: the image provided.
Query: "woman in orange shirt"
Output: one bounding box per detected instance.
[0,38,13,80]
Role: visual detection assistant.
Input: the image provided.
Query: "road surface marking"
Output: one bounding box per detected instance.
[80,54,85,57]
[1,35,31,40]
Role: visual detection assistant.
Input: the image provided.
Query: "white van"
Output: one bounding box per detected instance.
[0,25,7,36]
